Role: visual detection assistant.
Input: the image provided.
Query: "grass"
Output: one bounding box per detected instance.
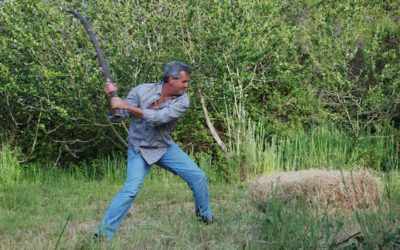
[1,157,400,249]
[223,120,399,181]
[222,83,399,182]
[0,144,22,185]
[1,112,399,248]
[0,165,265,249]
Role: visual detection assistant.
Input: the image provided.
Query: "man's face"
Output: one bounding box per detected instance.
[168,71,191,96]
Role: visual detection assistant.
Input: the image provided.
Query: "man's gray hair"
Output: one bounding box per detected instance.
[162,61,192,83]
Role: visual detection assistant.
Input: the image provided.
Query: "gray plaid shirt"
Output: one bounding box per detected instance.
[109,82,189,165]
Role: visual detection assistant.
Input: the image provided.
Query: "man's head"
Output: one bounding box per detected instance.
[162,61,192,96]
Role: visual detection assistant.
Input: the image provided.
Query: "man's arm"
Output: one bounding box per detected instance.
[105,83,140,122]
[142,96,189,125]
[111,95,189,126]
[111,97,144,118]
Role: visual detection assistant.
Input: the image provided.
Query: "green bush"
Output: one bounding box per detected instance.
[0,0,398,163]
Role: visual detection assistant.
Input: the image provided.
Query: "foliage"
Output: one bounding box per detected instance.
[216,82,398,181]
[0,0,399,163]
[0,143,22,184]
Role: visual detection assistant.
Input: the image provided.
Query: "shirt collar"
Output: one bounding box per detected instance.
[156,82,163,96]
[156,82,180,99]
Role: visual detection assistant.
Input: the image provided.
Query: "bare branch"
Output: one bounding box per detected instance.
[199,90,227,153]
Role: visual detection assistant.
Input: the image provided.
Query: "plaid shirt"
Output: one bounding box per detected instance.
[109,82,189,165]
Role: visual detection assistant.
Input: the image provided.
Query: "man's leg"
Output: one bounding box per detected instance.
[95,147,150,239]
[157,143,213,221]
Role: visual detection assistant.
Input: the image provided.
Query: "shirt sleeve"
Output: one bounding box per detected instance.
[142,94,189,126]
[124,86,140,106]
[107,86,139,122]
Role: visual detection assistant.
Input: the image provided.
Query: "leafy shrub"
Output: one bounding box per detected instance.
[0,0,398,163]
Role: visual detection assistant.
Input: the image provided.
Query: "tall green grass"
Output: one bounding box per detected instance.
[222,84,399,181]
[0,144,22,185]
[1,149,399,248]
[276,124,398,172]
[2,124,397,186]
[19,156,127,184]
[1,138,400,248]
[224,120,398,181]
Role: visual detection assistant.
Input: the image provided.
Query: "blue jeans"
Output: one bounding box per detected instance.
[96,143,213,239]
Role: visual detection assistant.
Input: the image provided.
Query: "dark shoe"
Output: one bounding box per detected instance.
[198,216,216,225]
[92,233,105,242]
[205,217,217,224]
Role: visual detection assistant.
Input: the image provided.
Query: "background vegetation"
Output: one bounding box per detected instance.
[1,1,399,248]
[1,0,398,173]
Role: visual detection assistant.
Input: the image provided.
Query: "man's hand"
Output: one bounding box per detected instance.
[110,97,128,110]
[104,81,117,98]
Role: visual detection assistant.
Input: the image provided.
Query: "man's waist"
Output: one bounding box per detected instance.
[127,137,173,148]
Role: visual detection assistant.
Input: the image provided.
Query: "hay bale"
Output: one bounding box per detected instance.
[249,169,380,211]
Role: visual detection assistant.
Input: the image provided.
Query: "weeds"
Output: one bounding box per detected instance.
[222,83,398,181]
[0,144,22,185]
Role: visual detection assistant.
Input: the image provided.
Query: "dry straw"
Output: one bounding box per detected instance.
[249,170,380,212]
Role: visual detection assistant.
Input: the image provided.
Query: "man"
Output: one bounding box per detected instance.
[95,61,214,240]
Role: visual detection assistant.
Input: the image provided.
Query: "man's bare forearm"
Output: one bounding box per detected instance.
[123,103,144,118]
[110,97,144,118]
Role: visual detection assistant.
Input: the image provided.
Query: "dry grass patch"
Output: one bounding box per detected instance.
[249,169,380,212]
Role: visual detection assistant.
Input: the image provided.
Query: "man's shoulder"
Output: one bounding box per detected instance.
[178,92,189,100]
[174,92,190,106]
[138,82,160,89]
